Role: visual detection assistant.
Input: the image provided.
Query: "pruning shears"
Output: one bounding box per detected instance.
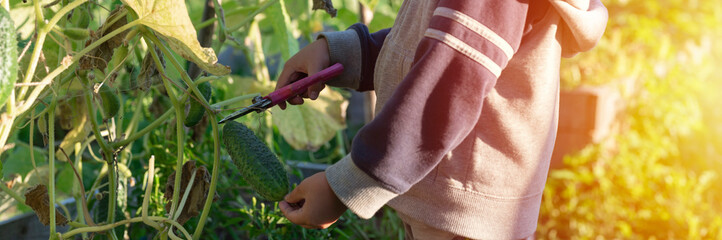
[217,63,344,124]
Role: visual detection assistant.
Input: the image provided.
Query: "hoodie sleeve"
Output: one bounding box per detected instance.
[318,24,391,91]
[325,0,530,218]
[550,0,608,57]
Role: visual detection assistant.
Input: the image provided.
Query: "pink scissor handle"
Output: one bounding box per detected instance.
[264,63,344,105]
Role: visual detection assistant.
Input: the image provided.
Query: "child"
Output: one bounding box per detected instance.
[277,0,608,239]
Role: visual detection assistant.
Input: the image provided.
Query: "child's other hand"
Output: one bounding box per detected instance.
[279,172,347,229]
[276,38,331,110]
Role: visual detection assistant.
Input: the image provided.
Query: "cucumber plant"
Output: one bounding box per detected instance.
[0,0,265,239]
[0,0,401,239]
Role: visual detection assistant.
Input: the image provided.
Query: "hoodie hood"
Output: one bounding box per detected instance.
[549,0,608,57]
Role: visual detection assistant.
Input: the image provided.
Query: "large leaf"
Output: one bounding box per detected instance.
[267,0,299,62]
[271,89,347,150]
[122,0,230,75]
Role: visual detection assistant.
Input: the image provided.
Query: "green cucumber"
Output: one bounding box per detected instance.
[222,121,289,201]
[71,8,91,29]
[184,81,212,127]
[98,84,120,120]
[0,7,17,109]
[62,27,90,41]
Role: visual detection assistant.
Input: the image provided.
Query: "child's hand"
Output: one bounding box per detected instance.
[279,172,347,229]
[275,38,331,110]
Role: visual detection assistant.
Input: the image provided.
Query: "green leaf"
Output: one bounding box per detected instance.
[2,145,45,180]
[122,0,231,75]
[56,165,75,195]
[268,0,299,62]
[271,89,346,150]
[0,7,18,109]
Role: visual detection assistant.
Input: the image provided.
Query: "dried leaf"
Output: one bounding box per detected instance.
[138,46,165,91]
[79,7,129,71]
[163,161,218,224]
[56,95,86,130]
[24,184,69,226]
[312,0,337,17]
[122,0,230,75]
[56,96,90,161]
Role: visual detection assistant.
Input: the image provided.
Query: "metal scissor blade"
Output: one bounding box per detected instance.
[217,98,272,124]
[217,107,256,124]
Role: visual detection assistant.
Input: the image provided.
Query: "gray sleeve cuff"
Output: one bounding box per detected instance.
[325,155,398,219]
[317,30,362,89]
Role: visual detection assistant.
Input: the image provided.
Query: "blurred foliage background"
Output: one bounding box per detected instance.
[539,0,722,239]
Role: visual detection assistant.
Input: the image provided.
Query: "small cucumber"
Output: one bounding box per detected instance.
[184,81,212,127]
[98,84,120,120]
[71,8,91,29]
[222,121,289,201]
[62,27,90,41]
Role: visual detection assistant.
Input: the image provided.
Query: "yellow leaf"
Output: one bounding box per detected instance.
[122,0,230,75]
[271,89,347,150]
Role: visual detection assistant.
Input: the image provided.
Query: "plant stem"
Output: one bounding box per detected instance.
[142,156,162,230]
[69,144,95,226]
[227,0,279,32]
[48,95,57,238]
[0,183,25,204]
[145,33,214,113]
[0,90,15,157]
[192,114,221,239]
[171,169,198,221]
[82,77,117,237]
[106,162,117,231]
[18,0,88,100]
[60,216,191,239]
[210,93,257,109]
[15,20,141,115]
[111,108,174,149]
[145,36,186,219]
[194,5,251,29]
[111,84,195,150]
[83,80,113,162]
[68,221,89,228]
[73,143,88,240]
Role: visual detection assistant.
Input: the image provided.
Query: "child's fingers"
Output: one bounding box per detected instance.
[284,183,306,204]
[307,83,325,100]
[288,96,304,105]
[306,64,326,100]
[276,63,298,90]
[279,201,308,225]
